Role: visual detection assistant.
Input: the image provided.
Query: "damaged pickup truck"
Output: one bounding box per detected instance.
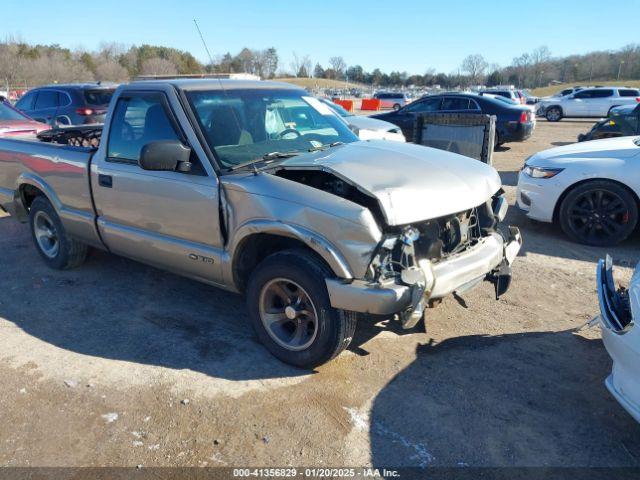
[0,80,522,367]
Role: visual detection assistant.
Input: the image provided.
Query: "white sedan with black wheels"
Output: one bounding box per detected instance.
[516,136,640,246]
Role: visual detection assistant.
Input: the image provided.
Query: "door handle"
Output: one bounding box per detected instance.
[98,174,113,188]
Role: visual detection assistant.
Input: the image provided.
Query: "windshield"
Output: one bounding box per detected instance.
[490,95,519,105]
[187,89,358,169]
[84,89,115,105]
[320,98,352,117]
[0,101,30,121]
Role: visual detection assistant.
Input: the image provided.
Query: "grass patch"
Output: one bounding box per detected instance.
[276,77,368,90]
[531,80,640,97]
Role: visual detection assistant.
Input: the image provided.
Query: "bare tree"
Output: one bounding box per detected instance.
[95,61,129,82]
[300,55,312,78]
[328,56,346,78]
[530,46,551,87]
[461,54,488,84]
[290,52,302,77]
[140,57,177,76]
[512,53,531,87]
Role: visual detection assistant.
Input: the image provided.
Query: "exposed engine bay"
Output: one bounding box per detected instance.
[274,168,386,225]
[272,166,513,327]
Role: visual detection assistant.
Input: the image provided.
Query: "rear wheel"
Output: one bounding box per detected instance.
[545,107,562,122]
[246,249,356,368]
[393,103,401,111]
[29,196,88,269]
[559,181,638,246]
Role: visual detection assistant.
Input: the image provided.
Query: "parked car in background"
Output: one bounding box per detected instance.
[482,93,537,125]
[0,97,49,137]
[373,92,409,111]
[578,104,640,142]
[596,255,640,423]
[0,78,522,368]
[537,87,640,122]
[372,92,534,145]
[516,136,640,245]
[480,88,522,104]
[521,90,539,105]
[318,98,405,142]
[15,83,116,127]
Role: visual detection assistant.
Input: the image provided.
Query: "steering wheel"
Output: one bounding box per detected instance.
[277,128,301,139]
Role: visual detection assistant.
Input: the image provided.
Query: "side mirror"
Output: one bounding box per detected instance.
[139,140,191,172]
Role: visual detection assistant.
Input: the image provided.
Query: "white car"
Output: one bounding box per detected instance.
[373,92,409,111]
[516,136,640,246]
[319,98,406,142]
[538,87,640,121]
[482,93,537,125]
[597,255,640,423]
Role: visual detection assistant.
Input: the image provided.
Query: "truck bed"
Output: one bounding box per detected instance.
[0,136,96,227]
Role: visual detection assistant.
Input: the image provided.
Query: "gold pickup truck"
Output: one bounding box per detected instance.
[0,79,521,368]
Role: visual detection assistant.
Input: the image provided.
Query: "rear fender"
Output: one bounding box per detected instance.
[13,173,62,222]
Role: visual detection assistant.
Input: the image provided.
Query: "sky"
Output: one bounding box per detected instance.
[5,0,639,75]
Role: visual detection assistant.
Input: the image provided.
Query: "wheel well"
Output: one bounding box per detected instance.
[19,184,46,210]
[552,178,640,223]
[232,233,333,293]
[547,105,563,114]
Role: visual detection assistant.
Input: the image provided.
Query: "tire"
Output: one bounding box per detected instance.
[545,106,562,122]
[393,103,401,111]
[246,249,357,368]
[558,180,638,246]
[29,196,88,269]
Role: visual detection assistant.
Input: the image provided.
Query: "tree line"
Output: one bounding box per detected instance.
[307,45,640,89]
[1,37,639,90]
[0,38,279,89]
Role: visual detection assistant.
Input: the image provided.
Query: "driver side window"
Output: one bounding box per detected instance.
[107,94,181,163]
[574,90,593,99]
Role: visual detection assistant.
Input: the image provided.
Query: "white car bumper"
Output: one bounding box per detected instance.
[515,170,564,223]
[597,256,640,423]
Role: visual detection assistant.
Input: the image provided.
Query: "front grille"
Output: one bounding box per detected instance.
[413,206,487,262]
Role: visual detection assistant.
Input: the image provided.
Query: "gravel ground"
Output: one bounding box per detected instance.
[1,118,639,469]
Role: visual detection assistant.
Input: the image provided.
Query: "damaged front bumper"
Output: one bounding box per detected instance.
[326,226,522,319]
[596,256,640,423]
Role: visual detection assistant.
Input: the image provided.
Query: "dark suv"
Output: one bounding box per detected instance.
[15,83,116,127]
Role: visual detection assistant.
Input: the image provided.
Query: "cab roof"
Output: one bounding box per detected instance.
[127,78,304,92]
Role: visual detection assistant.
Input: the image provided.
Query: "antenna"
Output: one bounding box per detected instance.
[194,19,215,68]
[192,18,244,170]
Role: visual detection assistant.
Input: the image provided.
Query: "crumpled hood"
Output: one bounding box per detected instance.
[278,140,502,225]
[528,136,640,166]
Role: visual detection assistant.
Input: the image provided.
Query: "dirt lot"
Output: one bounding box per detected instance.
[1,118,640,470]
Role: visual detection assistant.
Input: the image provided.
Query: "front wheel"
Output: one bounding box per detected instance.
[545,107,562,122]
[558,181,638,246]
[246,249,357,368]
